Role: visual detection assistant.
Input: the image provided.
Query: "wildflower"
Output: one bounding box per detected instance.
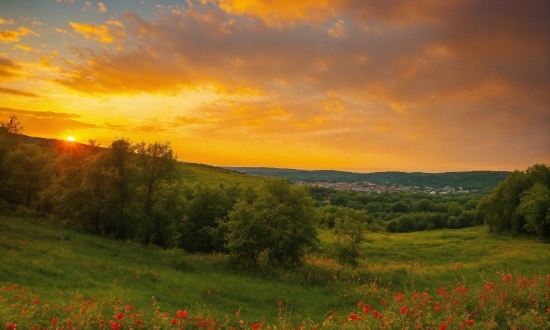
[171,318,179,325]
[467,319,474,326]
[434,302,441,312]
[348,313,357,321]
[99,319,105,327]
[7,323,16,330]
[394,293,405,303]
[252,323,261,330]
[177,309,188,318]
[115,312,124,320]
[504,274,513,282]
[125,303,133,310]
[400,305,408,315]
[439,323,446,330]
[50,318,57,325]
[109,320,121,330]
[32,297,40,304]
[362,304,371,315]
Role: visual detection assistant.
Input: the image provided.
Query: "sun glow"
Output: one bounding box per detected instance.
[67,136,75,142]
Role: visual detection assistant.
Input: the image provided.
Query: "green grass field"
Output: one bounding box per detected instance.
[1,214,549,328]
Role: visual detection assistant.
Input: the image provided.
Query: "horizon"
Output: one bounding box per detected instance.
[1,1,549,173]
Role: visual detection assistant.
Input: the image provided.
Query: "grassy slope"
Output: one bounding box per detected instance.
[1,215,549,323]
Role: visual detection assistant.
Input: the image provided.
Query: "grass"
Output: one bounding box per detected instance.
[1,214,549,328]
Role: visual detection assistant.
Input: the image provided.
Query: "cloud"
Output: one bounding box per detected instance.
[52,1,549,170]
[0,27,38,42]
[98,2,107,14]
[0,57,22,80]
[0,19,15,25]
[0,107,98,137]
[216,0,333,25]
[328,20,345,38]
[0,87,39,97]
[69,21,124,43]
[13,44,40,53]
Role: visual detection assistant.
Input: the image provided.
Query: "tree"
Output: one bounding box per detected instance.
[179,183,239,253]
[517,183,550,239]
[0,115,24,201]
[483,164,550,236]
[135,141,177,246]
[3,143,54,207]
[333,216,365,265]
[105,138,137,239]
[225,179,318,267]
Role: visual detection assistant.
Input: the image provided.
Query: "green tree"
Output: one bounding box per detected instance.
[333,217,365,265]
[0,115,24,202]
[4,143,54,207]
[135,141,178,246]
[517,183,550,239]
[225,179,318,267]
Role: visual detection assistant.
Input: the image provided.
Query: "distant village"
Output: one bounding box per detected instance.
[294,181,472,194]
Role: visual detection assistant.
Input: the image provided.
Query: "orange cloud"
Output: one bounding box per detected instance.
[0,58,22,80]
[0,87,39,97]
[69,22,124,43]
[217,0,332,25]
[0,107,98,138]
[0,27,38,42]
[13,44,40,53]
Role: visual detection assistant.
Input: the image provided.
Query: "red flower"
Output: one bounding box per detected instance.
[7,323,16,330]
[177,309,188,319]
[171,318,179,325]
[125,303,133,310]
[434,302,441,312]
[504,274,513,282]
[362,304,371,315]
[32,297,40,304]
[99,319,105,327]
[50,318,57,325]
[439,323,446,330]
[110,321,121,330]
[348,313,357,321]
[252,323,262,330]
[467,319,474,326]
[115,312,124,320]
[400,305,408,315]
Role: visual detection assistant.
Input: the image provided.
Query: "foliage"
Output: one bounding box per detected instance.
[482,164,550,238]
[225,179,318,267]
[332,217,365,265]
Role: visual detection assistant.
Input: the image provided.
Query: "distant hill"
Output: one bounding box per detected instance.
[225,167,510,192]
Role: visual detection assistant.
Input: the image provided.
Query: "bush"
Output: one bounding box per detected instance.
[225,179,318,267]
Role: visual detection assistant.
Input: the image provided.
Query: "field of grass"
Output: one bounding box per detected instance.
[1,214,549,328]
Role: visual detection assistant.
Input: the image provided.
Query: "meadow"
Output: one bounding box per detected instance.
[1,214,549,329]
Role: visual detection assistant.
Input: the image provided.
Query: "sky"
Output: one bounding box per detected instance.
[0,0,549,173]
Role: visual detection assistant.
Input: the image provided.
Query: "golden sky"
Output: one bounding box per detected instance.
[1,0,549,172]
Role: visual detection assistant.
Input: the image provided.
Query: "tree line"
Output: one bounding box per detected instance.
[0,115,318,267]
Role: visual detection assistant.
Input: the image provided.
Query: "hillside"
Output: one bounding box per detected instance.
[226,167,510,191]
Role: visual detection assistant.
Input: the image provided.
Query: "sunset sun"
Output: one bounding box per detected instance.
[67,136,75,142]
